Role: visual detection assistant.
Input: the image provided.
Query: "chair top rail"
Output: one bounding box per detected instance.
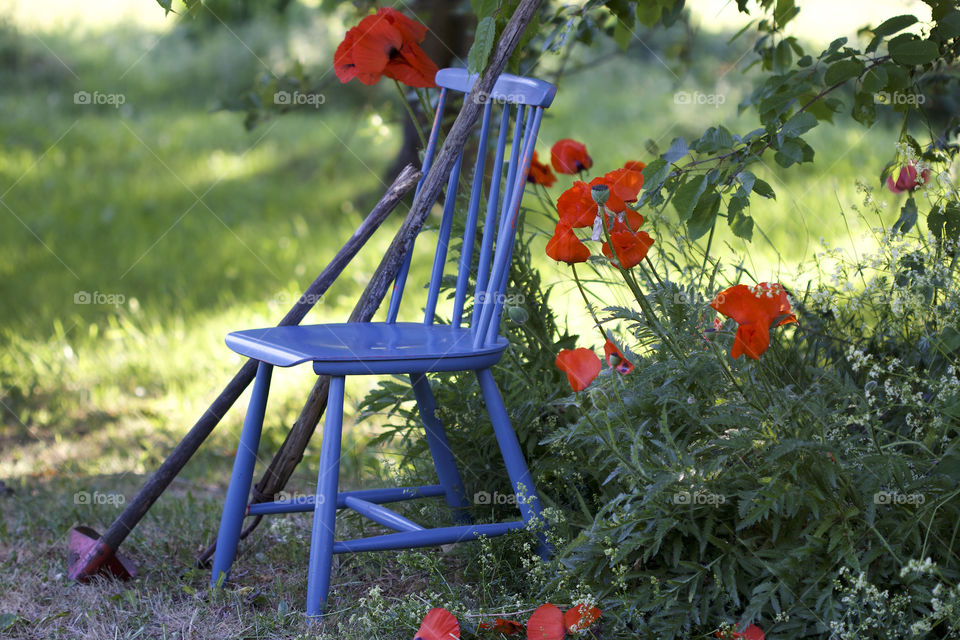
[435,68,556,107]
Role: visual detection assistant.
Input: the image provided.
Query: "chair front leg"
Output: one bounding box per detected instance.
[476,367,550,558]
[211,361,273,588]
[410,373,471,524]
[306,375,346,618]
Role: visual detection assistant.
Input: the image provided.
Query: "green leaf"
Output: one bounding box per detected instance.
[155,0,172,12]
[613,17,632,50]
[663,137,689,163]
[470,0,498,18]
[781,111,818,137]
[824,59,863,85]
[928,202,960,242]
[774,0,796,28]
[888,34,939,66]
[937,10,960,40]
[773,40,793,72]
[672,175,708,223]
[0,614,18,631]
[861,65,888,93]
[882,61,911,90]
[852,89,878,126]
[694,127,735,154]
[872,14,918,37]
[892,196,918,234]
[753,178,776,199]
[467,16,497,74]
[635,1,662,26]
[642,158,670,188]
[687,191,721,241]
[775,140,803,167]
[727,196,754,241]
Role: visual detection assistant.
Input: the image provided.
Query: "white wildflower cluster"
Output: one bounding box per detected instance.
[828,561,960,639]
[899,556,935,578]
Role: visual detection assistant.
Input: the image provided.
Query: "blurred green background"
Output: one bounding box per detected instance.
[0,0,909,487]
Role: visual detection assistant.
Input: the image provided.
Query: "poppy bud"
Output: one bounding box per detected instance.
[590,184,610,206]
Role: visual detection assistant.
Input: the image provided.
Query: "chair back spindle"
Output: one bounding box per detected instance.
[385,69,555,349]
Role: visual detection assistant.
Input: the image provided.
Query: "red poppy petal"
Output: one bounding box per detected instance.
[416,608,460,640]
[528,151,557,187]
[601,230,654,269]
[526,603,566,640]
[731,322,770,359]
[556,182,597,228]
[551,139,592,174]
[555,349,602,392]
[733,623,765,640]
[563,604,602,632]
[545,222,590,264]
[379,7,428,42]
[484,619,524,635]
[384,42,439,87]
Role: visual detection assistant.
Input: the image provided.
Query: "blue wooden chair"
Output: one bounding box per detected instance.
[209,68,556,616]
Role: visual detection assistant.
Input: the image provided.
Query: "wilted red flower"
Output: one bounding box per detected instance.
[710,283,797,360]
[557,181,598,228]
[527,151,557,187]
[603,339,634,375]
[555,348,601,392]
[526,603,566,639]
[601,230,655,269]
[551,139,592,174]
[545,221,590,264]
[564,604,603,633]
[334,8,438,88]
[415,607,459,640]
[478,618,523,634]
[886,162,930,193]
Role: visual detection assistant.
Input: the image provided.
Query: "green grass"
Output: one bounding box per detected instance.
[0,3,911,637]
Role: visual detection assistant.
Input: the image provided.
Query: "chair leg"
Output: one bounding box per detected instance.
[211,361,273,588]
[410,373,471,524]
[305,375,345,618]
[476,368,550,559]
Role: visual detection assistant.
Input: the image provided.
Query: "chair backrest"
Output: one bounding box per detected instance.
[385,68,556,349]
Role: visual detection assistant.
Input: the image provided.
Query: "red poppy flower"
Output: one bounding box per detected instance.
[603,209,645,234]
[623,160,647,173]
[551,139,592,174]
[526,603,566,640]
[527,151,557,187]
[716,623,765,640]
[416,607,459,640]
[557,181,598,228]
[555,348,602,392]
[598,167,644,213]
[886,162,930,193]
[334,8,438,88]
[710,283,797,360]
[478,619,524,634]
[603,339,634,375]
[601,230,655,269]
[564,604,603,633]
[545,221,590,264]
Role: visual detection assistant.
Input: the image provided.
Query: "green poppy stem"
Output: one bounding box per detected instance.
[394,80,428,150]
[597,203,683,359]
[571,263,608,344]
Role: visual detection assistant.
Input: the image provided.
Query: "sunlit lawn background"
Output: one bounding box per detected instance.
[0,0,925,635]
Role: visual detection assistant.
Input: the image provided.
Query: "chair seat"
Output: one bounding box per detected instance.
[226,322,507,375]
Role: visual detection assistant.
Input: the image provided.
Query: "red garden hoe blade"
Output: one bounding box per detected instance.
[67,526,136,581]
